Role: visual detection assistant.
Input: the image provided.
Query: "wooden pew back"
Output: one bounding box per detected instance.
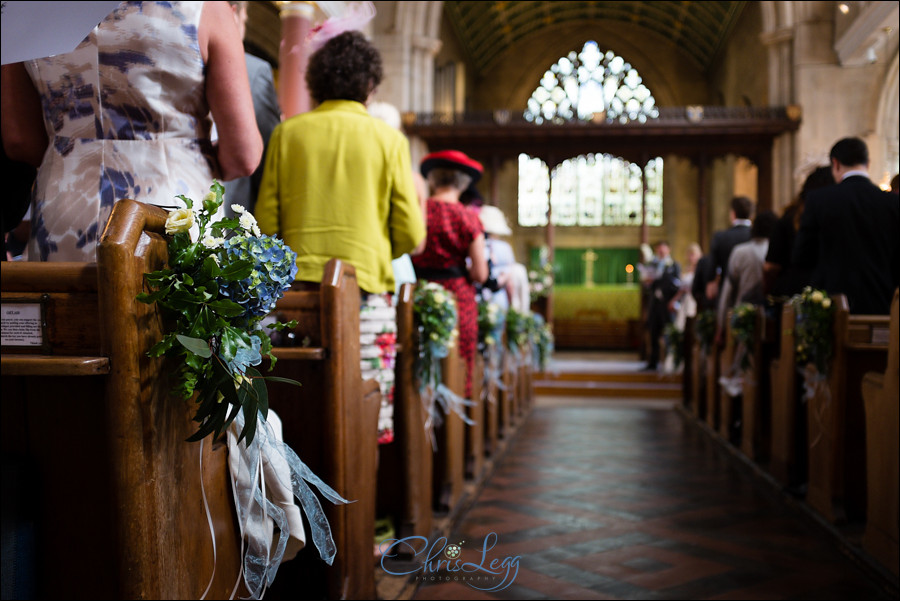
[806,295,890,524]
[376,283,433,543]
[264,259,379,600]
[1,200,242,599]
[860,289,899,576]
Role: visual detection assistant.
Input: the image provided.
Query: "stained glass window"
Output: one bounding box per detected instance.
[518,42,663,227]
[524,41,659,125]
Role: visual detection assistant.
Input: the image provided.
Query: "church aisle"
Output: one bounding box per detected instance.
[411,400,894,600]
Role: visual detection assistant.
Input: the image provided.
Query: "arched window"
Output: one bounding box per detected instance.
[525,41,658,125]
[519,42,663,228]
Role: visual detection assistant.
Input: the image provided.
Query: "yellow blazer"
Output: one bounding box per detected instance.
[256,100,425,294]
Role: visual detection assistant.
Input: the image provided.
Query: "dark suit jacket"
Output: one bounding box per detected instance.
[793,175,899,315]
[708,223,751,283]
[223,53,281,215]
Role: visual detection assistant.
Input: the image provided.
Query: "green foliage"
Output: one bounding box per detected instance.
[137,181,300,445]
[730,303,758,371]
[791,287,835,374]
[413,281,458,391]
[477,298,502,350]
[664,322,684,369]
[694,309,717,355]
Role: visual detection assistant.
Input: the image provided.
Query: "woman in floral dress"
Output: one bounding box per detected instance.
[412,150,489,397]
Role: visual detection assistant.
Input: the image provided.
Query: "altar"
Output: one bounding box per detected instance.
[532,247,645,349]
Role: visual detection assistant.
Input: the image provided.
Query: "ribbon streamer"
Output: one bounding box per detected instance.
[226,410,352,599]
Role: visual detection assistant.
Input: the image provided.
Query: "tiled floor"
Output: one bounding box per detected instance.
[411,400,895,600]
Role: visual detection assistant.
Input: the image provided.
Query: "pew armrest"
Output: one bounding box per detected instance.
[1,354,110,376]
[270,347,326,361]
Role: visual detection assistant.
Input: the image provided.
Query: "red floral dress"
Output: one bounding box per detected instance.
[412,199,483,397]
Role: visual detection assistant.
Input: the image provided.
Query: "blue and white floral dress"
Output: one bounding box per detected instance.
[25,1,217,262]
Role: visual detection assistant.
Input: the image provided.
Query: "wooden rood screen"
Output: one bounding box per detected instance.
[1,200,242,599]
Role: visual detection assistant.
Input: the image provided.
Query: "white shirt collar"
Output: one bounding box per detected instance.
[841,169,869,181]
[732,219,752,227]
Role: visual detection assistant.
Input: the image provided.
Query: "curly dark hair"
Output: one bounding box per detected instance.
[305,31,383,104]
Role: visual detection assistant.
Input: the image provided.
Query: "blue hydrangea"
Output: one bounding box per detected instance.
[219,235,298,319]
[226,335,263,375]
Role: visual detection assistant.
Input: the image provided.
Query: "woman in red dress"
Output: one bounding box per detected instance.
[412,150,489,397]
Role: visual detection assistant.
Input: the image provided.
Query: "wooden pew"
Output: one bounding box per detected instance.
[769,302,804,488]
[466,350,486,481]
[376,283,433,543]
[718,320,739,443]
[432,348,466,514]
[499,342,518,439]
[482,347,501,458]
[805,295,890,524]
[1,200,242,599]
[705,345,720,432]
[860,289,899,576]
[740,306,775,462]
[262,259,380,600]
[690,337,707,421]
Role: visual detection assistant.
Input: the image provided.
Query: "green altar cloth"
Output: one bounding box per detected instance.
[552,284,642,322]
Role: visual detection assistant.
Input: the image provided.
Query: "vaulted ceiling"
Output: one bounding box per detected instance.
[443,1,748,74]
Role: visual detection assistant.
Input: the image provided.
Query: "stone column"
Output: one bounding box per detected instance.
[760,26,796,210]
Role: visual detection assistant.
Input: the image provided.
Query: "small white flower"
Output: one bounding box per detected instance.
[821,298,831,309]
[231,204,246,214]
[201,234,225,249]
[239,212,257,231]
[811,290,824,304]
[252,224,261,237]
[434,292,446,305]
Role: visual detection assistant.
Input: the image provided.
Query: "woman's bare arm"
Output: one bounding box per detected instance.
[199,1,262,181]
[1,63,48,167]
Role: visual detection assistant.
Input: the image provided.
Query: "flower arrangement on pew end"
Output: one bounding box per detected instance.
[527,312,554,372]
[413,281,475,435]
[694,309,717,355]
[137,181,300,446]
[413,281,458,392]
[477,298,502,351]
[791,287,834,375]
[663,322,684,369]
[730,302,758,371]
[505,307,530,356]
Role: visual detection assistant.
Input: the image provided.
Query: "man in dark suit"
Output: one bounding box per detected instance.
[643,241,681,371]
[224,1,282,216]
[705,195,754,304]
[793,137,899,315]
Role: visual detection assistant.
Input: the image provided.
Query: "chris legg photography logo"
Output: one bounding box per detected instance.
[379,532,520,592]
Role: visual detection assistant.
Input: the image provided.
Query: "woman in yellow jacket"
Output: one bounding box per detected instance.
[256,30,425,444]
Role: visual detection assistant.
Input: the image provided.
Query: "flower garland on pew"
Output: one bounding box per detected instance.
[694,309,717,355]
[413,281,475,447]
[663,322,684,370]
[791,287,835,402]
[718,303,758,397]
[477,297,505,404]
[137,181,349,599]
[527,312,554,372]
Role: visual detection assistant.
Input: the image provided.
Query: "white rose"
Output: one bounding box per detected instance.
[165,208,195,235]
[821,298,831,309]
[434,292,446,305]
[811,290,824,303]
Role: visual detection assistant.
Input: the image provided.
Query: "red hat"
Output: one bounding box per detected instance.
[420,150,483,183]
